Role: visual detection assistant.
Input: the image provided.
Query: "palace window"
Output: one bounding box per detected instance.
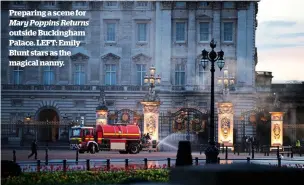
[43,66,55,85]
[136,64,146,85]
[175,2,186,8]
[105,64,116,85]
[43,1,56,7]
[199,2,209,7]
[106,23,116,42]
[223,22,233,42]
[74,64,85,85]
[137,1,148,7]
[106,1,118,7]
[223,2,235,9]
[198,64,208,86]
[13,66,23,85]
[176,22,186,42]
[175,64,185,85]
[199,22,209,42]
[137,23,147,42]
[74,1,88,7]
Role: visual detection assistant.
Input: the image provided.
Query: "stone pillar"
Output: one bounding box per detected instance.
[141,101,160,141]
[270,112,284,147]
[236,9,247,85]
[157,2,172,88]
[217,102,234,147]
[290,108,297,143]
[96,108,108,130]
[186,5,196,90]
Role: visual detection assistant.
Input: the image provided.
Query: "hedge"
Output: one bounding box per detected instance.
[2,170,169,185]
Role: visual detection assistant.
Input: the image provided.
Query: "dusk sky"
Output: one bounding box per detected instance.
[256,0,304,83]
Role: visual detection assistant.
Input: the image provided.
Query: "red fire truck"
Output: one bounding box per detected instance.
[69,124,143,154]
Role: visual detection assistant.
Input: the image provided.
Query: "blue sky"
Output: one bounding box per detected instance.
[256,0,304,82]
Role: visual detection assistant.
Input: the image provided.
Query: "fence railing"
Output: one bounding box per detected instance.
[14,157,304,173]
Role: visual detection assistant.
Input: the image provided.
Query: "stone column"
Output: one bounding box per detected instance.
[186,4,196,90]
[236,8,247,85]
[141,101,160,141]
[217,102,234,147]
[290,108,297,143]
[96,108,108,131]
[270,112,284,147]
[157,2,172,88]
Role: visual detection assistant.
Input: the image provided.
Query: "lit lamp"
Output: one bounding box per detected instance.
[142,65,161,142]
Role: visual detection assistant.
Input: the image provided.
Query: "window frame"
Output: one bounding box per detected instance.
[43,66,55,85]
[198,21,211,43]
[104,64,117,85]
[12,66,23,85]
[174,63,186,86]
[222,21,235,43]
[73,63,86,85]
[104,20,119,44]
[136,64,147,86]
[174,20,187,44]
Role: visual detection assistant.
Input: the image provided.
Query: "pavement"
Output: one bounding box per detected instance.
[2,149,304,162]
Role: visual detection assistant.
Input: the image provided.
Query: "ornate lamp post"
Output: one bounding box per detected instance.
[144,66,161,96]
[217,68,235,97]
[201,39,225,164]
[142,66,161,141]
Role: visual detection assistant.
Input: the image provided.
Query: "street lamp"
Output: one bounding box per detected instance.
[217,68,235,96]
[144,66,161,98]
[201,39,225,164]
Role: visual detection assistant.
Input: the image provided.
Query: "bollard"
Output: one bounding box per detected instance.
[13,150,16,163]
[278,157,281,167]
[86,159,90,171]
[251,145,255,159]
[291,147,294,158]
[167,158,171,168]
[222,144,224,154]
[195,157,199,166]
[125,159,129,170]
[237,145,240,156]
[37,160,41,173]
[63,159,67,173]
[224,146,228,159]
[276,146,280,159]
[246,157,250,164]
[144,158,148,169]
[76,148,79,165]
[45,148,49,165]
[106,159,110,171]
[217,157,220,164]
[233,145,236,155]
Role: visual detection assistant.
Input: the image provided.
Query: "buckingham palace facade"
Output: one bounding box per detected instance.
[1,1,276,144]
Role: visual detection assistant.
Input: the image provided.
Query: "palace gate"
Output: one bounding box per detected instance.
[159,108,209,151]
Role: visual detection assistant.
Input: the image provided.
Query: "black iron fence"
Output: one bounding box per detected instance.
[12,156,304,173]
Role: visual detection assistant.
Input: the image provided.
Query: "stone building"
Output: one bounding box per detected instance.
[3,1,302,146]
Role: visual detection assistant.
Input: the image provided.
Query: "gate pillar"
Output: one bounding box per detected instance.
[217,102,234,147]
[141,101,160,141]
[270,112,284,147]
[96,89,108,128]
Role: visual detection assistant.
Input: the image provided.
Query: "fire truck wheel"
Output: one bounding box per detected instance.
[128,143,140,154]
[89,144,96,154]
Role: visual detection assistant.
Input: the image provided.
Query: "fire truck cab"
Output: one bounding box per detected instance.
[69,124,142,154]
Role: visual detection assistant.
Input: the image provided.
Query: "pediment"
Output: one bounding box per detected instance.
[101,53,121,61]
[70,47,90,60]
[71,53,89,61]
[132,53,151,62]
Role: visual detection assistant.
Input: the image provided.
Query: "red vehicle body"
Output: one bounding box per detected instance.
[69,124,142,154]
